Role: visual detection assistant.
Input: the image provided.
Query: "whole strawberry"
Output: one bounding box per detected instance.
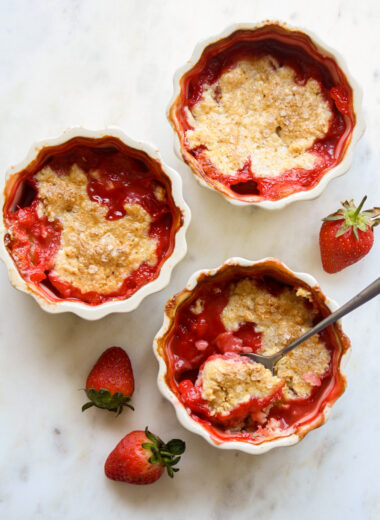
[105,428,185,485]
[320,196,380,274]
[82,346,134,415]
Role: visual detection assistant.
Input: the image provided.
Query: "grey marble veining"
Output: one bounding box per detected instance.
[0,1,379,519]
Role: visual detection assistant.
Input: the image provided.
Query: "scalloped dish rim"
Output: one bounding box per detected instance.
[0,126,191,320]
[153,257,351,455]
[168,20,365,209]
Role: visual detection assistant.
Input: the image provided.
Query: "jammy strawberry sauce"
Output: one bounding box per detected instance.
[3,137,182,305]
[160,264,349,445]
[172,26,355,202]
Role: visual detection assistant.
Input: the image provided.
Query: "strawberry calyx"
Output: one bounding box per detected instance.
[323,195,380,240]
[141,427,186,478]
[82,388,134,415]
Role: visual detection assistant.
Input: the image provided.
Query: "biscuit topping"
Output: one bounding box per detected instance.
[200,355,282,415]
[185,56,332,178]
[221,278,330,398]
[36,165,157,294]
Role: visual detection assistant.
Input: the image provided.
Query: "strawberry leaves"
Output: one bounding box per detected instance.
[142,427,186,478]
[166,439,186,455]
[82,388,134,415]
[323,195,380,240]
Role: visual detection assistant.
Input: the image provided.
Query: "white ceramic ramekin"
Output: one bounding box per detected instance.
[168,21,365,209]
[153,257,351,454]
[0,127,191,320]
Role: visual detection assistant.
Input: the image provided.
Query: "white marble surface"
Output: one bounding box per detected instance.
[0,1,379,518]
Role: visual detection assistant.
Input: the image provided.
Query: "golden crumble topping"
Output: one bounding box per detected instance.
[190,298,204,315]
[36,165,157,294]
[221,279,331,398]
[154,185,166,201]
[185,56,332,178]
[276,335,330,399]
[296,286,314,302]
[200,356,282,415]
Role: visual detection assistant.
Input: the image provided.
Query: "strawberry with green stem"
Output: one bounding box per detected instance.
[82,346,134,415]
[320,196,380,274]
[105,428,186,484]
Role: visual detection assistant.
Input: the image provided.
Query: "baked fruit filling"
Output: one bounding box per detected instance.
[179,353,284,426]
[164,270,345,442]
[186,57,333,180]
[172,29,355,201]
[3,138,182,304]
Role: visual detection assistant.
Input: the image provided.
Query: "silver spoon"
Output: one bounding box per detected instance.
[242,277,380,373]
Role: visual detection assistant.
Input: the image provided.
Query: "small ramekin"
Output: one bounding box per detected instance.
[153,257,351,454]
[168,21,365,209]
[0,127,191,320]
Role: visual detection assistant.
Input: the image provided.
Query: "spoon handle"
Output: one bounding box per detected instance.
[277,276,380,358]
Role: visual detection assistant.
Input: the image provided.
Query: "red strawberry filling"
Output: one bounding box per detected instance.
[163,268,347,444]
[172,27,355,202]
[3,137,182,305]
